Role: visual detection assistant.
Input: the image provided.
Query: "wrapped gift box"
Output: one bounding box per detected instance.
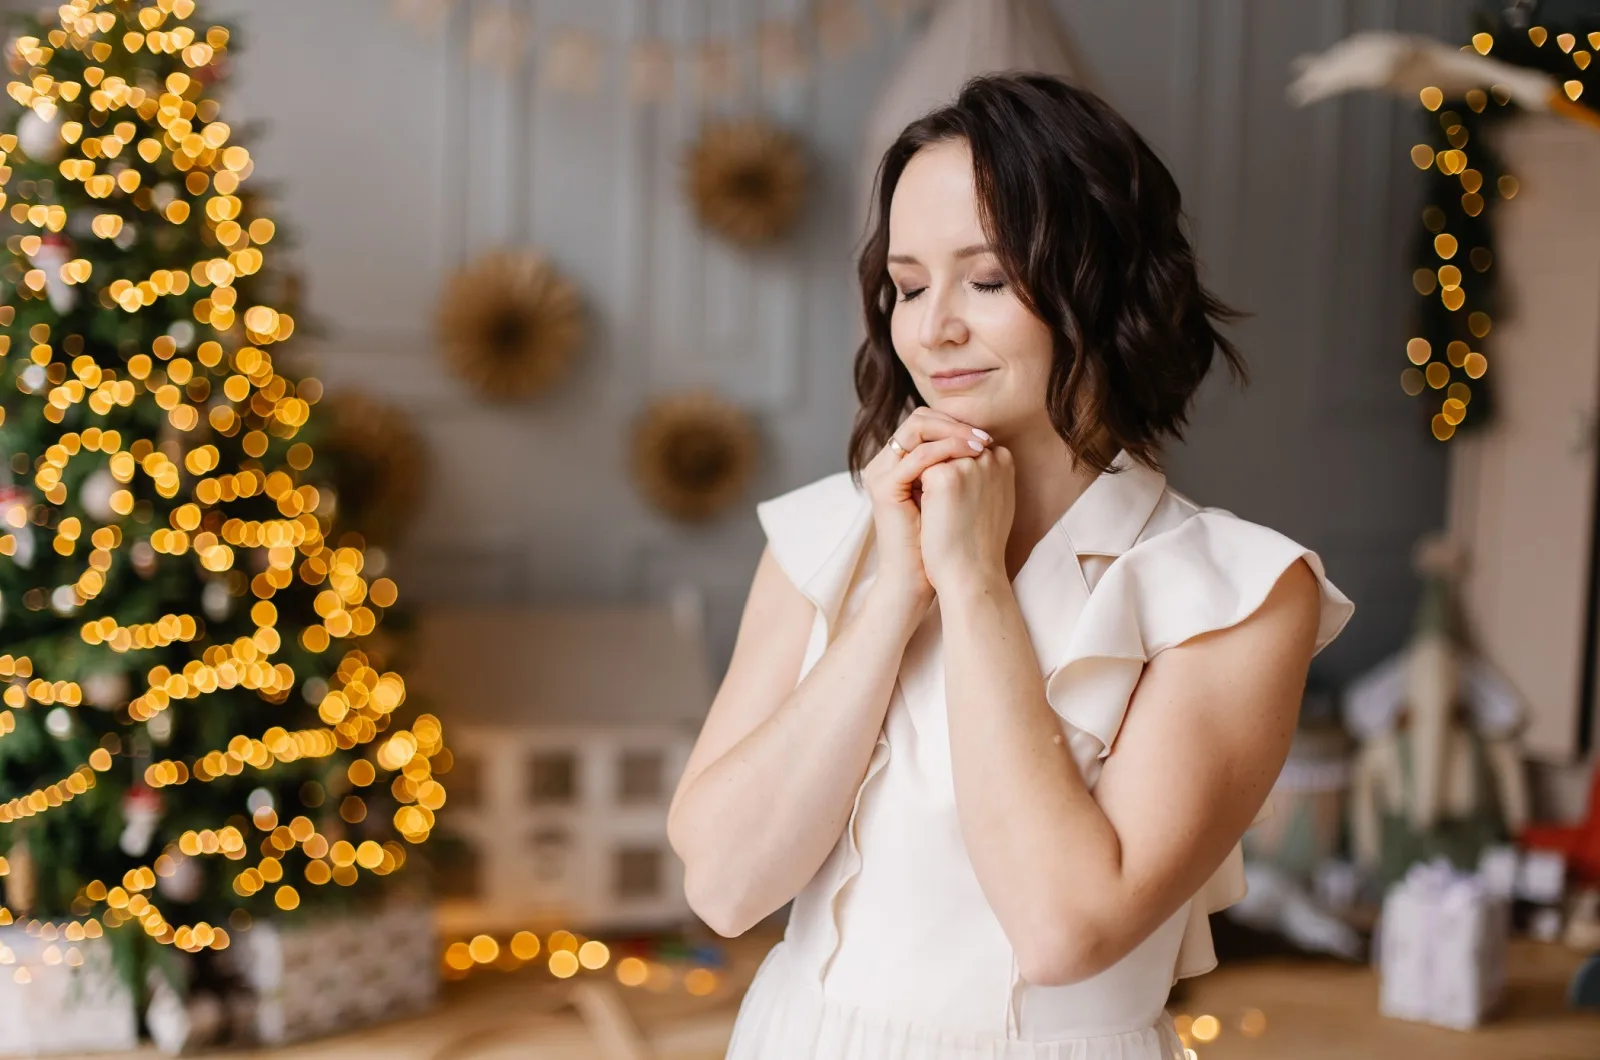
[0,925,139,1056]
[1377,859,1509,1030]
[227,901,438,1045]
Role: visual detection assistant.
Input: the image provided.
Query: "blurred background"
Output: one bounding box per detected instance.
[1,0,1599,1057]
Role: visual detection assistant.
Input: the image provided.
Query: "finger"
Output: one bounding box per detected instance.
[901,405,983,442]
[888,409,989,455]
[891,436,983,488]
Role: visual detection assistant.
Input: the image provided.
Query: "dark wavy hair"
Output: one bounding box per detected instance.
[848,72,1247,478]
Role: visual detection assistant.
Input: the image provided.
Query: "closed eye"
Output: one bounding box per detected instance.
[896,280,1005,302]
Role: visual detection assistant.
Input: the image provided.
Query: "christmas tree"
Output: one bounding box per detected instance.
[0,0,445,984]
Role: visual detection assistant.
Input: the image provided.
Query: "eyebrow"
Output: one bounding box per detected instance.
[886,243,994,265]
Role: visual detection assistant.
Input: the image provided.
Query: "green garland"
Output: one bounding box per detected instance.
[1405,18,1600,441]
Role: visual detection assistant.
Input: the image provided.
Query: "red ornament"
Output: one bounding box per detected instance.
[1521,765,1600,885]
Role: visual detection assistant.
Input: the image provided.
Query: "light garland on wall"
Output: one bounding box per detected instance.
[1402,24,1598,441]
[388,0,933,96]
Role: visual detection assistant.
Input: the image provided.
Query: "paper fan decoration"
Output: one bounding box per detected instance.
[631,390,760,522]
[1286,30,1600,131]
[684,118,809,248]
[316,390,426,547]
[435,249,585,400]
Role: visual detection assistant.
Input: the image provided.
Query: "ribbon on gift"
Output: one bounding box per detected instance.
[1400,856,1485,906]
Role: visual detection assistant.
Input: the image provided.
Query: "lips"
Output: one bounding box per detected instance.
[929,368,995,390]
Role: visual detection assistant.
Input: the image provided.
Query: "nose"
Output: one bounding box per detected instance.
[917,282,969,350]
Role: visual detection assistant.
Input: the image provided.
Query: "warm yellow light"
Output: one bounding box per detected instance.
[684,968,718,995]
[468,935,499,964]
[510,931,541,960]
[616,956,648,986]
[549,950,580,978]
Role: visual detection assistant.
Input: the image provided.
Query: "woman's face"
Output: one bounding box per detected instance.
[886,138,1054,436]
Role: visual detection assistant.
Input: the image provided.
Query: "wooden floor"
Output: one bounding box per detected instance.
[1169,936,1598,1059]
[37,928,1600,1059]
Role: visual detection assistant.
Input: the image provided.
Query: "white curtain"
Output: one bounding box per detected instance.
[858,0,1089,231]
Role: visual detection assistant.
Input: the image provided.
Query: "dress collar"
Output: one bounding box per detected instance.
[1058,449,1168,558]
[1006,450,1168,675]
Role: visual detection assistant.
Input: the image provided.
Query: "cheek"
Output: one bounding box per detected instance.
[985,298,1055,384]
[889,303,918,363]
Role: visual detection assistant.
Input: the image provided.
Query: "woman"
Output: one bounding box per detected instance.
[666,73,1354,1059]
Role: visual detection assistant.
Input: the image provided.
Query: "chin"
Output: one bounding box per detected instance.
[924,390,1000,425]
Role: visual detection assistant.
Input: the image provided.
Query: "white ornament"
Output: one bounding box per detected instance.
[301,676,328,706]
[16,109,64,163]
[112,221,137,249]
[26,237,77,315]
[131,539,157,577]
[168,320,196,349]
[82,669,130,710]
[49,584,78,615]
[80,469,118,522]
[20,363,46,392]
[4,524,33,570]
[147,710,172,745]
[120,789,162,858]
[246,788,275,815]
[202,578,231,621]
[155,853,204,904]
[44,706,73,739]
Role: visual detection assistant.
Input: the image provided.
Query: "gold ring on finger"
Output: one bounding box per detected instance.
[889,436,908,456]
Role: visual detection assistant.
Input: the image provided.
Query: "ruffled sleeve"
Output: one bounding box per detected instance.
[755,471,876,682]
[1043,509,1355,980]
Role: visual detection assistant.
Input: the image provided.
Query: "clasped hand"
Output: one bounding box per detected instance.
[862,407,1015,606]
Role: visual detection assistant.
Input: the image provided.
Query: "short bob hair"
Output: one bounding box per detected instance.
[849,72,1246,478]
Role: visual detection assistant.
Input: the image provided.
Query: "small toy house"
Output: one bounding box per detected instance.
[410,602,712,937]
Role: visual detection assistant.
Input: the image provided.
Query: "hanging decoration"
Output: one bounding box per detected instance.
[543,27,604,96]
[466,6,531,75]
[314,391,427,548]
[389,0,937,95]
[684,117,809,248]
[435,249,585,401]
[630,390,759,523]
[1288,19,1600,441]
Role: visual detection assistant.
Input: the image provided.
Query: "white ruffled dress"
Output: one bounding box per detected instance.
[722,451,1356,1060]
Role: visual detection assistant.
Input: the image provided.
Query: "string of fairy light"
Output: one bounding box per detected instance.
[1405,26,1594,441]
[0,0,448,973]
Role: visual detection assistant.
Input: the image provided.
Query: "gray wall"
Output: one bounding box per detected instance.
[187,0,1475,687]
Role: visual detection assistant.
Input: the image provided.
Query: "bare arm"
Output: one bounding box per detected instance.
[667,408,995,938]
[666,548,925,937]
[941,557,1321,984]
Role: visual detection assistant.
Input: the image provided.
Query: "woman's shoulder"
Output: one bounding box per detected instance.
[754,470,873,613]
[1103,483,1355,660]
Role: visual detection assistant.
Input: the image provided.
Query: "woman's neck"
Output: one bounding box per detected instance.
[1000,422,1103,580]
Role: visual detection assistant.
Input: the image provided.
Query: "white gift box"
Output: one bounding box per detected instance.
[228,901,438,1045]
[1378,859,1509,1030]
[0,926,139,1056]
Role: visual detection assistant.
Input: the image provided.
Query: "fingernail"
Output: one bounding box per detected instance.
[972,428,991,441]
[968,440,983,452]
